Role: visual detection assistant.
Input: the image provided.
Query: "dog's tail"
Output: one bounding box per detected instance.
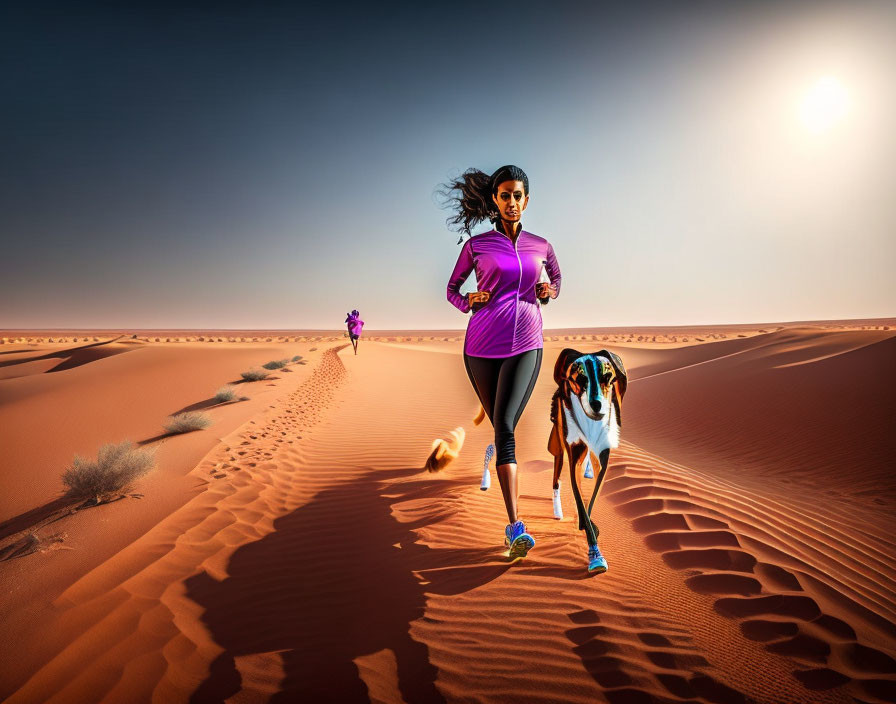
[473,405,487,426]
[425,427,465,472]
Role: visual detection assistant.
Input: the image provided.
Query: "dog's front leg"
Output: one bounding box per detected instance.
[551,443,564,519]
[548,399,565,519]
[567,440,598,546]
[549,429,563,491]
[587,448,611,517]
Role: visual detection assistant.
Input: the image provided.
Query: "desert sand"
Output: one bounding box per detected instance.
[1,321,894,703]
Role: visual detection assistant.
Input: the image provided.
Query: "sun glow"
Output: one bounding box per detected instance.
[799,76,850,133]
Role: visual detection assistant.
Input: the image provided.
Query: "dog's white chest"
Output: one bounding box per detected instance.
[563,393,619,455]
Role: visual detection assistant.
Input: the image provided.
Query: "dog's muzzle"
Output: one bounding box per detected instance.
[578,391,605,420]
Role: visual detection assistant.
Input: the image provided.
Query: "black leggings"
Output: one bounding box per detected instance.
[463,348,543,465]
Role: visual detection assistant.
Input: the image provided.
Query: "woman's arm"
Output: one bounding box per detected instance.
[446,239,474,314]
[545,242,561,299]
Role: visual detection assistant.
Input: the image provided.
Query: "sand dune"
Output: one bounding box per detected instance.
[624,327,896,498]
[1,323,894,703]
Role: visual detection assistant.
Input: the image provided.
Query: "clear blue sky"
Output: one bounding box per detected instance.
[2,0,893,329]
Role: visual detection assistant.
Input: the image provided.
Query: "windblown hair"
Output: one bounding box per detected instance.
[437,164,530,238]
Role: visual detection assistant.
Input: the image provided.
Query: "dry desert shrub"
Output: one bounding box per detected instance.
[262,358,289,370]
[291,355,303,362]
[241,368,269,381]
[62,441,157,503]
[214,385,237,402]
[164,411,213,434]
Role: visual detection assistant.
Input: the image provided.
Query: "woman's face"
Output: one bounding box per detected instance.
[492,179,528,223]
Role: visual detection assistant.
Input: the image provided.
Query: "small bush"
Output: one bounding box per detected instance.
[214,385,237,402]
[241,368,269,381]
[262,358,289,370]
[63,441,156,503]
[291,355,303,362]
[164,411,213,434]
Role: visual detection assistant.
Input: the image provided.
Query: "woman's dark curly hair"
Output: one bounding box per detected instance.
[437,164,530,240]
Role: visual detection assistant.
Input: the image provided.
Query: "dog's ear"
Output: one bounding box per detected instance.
[594,349,627,400]
[609,351,627,402]
[553,348,586,387]
[594,349,627,427]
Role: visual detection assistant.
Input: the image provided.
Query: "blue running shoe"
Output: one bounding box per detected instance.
[506,520,535,560]
[587,543,608,573]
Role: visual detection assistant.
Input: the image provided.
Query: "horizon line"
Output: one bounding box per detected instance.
[3,315,895,333]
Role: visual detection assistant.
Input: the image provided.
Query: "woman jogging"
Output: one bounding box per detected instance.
[345,309,363,355]
[442,164,561,560]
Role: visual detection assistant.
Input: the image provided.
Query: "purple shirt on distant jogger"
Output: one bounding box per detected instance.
[345,311,364,337]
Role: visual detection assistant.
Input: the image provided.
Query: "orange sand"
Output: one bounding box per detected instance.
[1,322,894,703]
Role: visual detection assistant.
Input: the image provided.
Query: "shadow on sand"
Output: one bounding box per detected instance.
[0,336,127,372]
[186,465,511,703]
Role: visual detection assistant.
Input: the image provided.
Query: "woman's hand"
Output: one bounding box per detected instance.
[535,282,557,300]
[467,290,491,311]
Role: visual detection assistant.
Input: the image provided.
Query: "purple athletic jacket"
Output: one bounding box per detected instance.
[446,226,561,358]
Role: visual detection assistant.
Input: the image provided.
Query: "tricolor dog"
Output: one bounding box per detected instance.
[547,348,627,573]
